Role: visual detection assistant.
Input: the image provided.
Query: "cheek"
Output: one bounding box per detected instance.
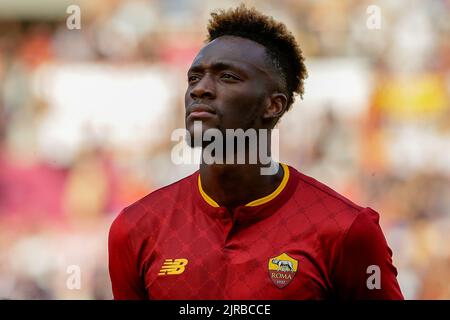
[184,89,191,110]
[221,88,266,122]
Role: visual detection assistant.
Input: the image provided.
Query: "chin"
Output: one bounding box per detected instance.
[186,119,219,133]
[185,119,223,149]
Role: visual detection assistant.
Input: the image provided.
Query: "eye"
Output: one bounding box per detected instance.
[220,73,240,81]
[188,75,200,84]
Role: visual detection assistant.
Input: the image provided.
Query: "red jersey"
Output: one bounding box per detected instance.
[108,164,403,299]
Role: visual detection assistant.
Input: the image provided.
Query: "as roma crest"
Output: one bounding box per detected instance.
[268,253,298,288]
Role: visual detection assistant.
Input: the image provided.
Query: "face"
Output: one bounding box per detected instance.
[185,36,285,143]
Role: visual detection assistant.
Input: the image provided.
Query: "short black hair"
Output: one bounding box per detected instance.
[206,4,307,113]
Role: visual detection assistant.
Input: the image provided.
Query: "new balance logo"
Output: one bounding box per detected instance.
[158,258,188,276]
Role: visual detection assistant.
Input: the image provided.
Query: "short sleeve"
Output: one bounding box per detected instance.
[108,209,148,299]
[331,208,404,300]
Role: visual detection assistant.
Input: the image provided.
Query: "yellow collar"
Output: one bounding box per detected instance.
[198,163,290,208]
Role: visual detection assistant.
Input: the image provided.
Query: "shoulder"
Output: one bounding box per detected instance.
[288,167,380,236]
[109,171,198,237]
[293,168,364,212]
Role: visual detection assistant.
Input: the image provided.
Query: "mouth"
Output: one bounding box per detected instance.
[187,104,216,119]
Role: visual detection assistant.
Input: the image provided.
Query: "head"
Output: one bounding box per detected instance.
[185,5,307,142]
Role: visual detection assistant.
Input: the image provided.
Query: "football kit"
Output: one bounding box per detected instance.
[108,164,403,299]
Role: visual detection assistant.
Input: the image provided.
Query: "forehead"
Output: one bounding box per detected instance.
[190,36,271,74]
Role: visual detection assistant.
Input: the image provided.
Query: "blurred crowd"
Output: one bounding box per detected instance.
[0,0,449,299]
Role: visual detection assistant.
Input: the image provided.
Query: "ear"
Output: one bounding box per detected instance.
[263,93,288,120]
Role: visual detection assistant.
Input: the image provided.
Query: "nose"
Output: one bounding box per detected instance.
[189,74,216,100]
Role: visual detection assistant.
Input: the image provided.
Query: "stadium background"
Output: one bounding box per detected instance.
[0,0,449,299]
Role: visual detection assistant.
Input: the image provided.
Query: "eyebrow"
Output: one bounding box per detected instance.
[188,61,248,75]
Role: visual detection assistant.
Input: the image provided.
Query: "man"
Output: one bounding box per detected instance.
[108,5,403,299]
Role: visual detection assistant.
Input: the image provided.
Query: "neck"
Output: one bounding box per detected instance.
[199,160,283,210]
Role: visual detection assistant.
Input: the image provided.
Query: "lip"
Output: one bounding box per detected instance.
[187,104,216,119]
[188,111,216,119]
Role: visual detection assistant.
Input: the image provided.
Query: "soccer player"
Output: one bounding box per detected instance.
[108,5,403,300]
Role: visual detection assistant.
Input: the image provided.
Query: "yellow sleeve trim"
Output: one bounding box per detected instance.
[198,163,289,208]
